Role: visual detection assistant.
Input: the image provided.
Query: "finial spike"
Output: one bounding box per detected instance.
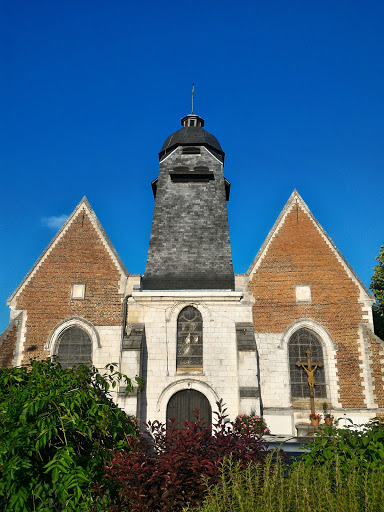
[191,83,195,114]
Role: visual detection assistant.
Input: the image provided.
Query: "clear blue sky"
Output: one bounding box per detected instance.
[1,0,383,332]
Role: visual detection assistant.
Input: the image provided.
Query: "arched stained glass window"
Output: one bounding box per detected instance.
[177,306,203,369]
[288,328,326,399]
[57,326,92,369]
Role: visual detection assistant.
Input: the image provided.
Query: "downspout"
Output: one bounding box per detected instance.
[254,336,264,418]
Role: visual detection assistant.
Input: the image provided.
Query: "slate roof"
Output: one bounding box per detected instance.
[159,126,224,160]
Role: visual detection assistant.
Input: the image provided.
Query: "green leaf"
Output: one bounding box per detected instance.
[0,358,138,510]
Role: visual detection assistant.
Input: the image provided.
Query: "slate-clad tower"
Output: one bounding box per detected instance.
[142,114,235,290]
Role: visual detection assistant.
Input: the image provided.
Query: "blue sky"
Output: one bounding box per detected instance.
[1,0,383,332]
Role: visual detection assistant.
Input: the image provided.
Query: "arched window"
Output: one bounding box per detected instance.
[177,306,203,370]
[288,328,326,399]
[57,326,92,369]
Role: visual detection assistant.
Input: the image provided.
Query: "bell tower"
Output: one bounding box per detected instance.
[142,113,235,290]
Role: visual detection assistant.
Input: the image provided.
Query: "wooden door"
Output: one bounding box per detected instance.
[166,389,212,427]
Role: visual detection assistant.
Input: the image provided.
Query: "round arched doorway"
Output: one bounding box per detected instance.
[166,389,212,427]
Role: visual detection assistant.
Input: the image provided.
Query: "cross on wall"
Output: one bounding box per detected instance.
[296,348,323,414]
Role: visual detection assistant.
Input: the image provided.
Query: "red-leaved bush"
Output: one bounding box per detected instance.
[94,400,274,512]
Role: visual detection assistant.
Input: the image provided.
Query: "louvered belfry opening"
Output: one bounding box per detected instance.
[289,328,326,399]
[57,326,92,369]
[177,306,203,370]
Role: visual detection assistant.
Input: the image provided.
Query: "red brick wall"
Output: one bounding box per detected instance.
[364,328,384,408]
[0,322,19,368]
[249,205,366,408]
[16,209,125,364]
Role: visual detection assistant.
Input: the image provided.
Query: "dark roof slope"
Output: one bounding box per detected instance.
[159,126,224,160]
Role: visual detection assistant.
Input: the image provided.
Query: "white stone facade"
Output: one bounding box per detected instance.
[116,288,258,425]
[98,284,381,434]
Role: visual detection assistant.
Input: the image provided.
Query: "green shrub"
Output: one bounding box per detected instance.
[189,453,384,512]
[0,359,140,511]
[301,417,384,470]
[192,419,384,512]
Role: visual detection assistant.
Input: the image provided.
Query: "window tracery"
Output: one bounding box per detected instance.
[56,326,92,369]
[177,306,203,369]
[288,327,326,398]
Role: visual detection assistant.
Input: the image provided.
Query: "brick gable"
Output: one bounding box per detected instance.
[12,202,126,365]
[249,197,369,408]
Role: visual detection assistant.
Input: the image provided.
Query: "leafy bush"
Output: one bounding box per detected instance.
[189,454,384,512]
[301,417,384,469]
[0,359,140,511]
[233,413,270,436]
[192,418,384,511]
[97,401,272,512]
[370,242,384,340]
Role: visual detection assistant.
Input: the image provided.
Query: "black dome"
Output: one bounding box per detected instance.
[159,115,224,161]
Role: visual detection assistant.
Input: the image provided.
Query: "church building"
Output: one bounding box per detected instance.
[1,112,383,435]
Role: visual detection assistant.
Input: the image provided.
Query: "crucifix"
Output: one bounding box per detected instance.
[296,348,323,414]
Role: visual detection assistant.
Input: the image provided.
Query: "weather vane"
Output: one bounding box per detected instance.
[191,83,196,114]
